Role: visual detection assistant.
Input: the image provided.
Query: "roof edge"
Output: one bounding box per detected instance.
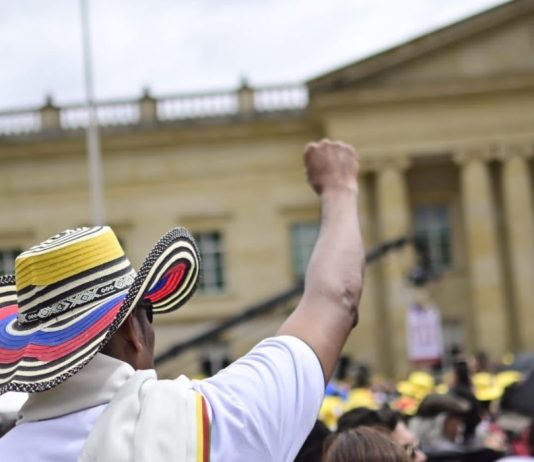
[308,0,529,92]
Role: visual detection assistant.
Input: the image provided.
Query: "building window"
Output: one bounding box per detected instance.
[0,248,21,276]
[413,205,452,272]
[193,231,225,294]
[291,222,319,280]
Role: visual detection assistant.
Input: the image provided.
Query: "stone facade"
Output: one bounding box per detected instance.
[1,0,533,378]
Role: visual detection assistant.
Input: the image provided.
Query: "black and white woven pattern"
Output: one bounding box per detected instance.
[103,227,200,342]
[0,276,16,309]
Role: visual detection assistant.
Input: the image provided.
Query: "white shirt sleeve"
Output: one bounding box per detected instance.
[192,335,325,462]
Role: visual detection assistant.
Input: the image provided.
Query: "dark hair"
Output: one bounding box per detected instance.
[416,394,470,418]
[323,427,410,462]
[337,407,402,433]
[294,420,331,462]
[453,359,471,388]
[135,300,153,325]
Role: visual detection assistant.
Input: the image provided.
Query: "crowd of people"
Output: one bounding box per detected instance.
[295,354,534,462]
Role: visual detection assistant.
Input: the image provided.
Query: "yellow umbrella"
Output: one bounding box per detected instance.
[409,371,435,391]
[343,388,379,412]
[495,371,522,390]
[320,395,344,430]
[475,385,503,402]
[472,372,492,389]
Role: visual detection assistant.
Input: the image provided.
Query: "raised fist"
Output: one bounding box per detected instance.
[304,139,359,195]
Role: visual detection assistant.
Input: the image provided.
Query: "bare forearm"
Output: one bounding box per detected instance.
[304,187,364,328]
[278,186,364,380]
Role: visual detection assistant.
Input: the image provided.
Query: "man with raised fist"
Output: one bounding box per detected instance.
[0,139,364,462]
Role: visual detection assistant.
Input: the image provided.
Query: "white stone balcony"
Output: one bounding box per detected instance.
[0,83,308,137]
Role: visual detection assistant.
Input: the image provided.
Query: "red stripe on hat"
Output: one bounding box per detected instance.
[0,301,122,363]
[0,305,17,321]
[145,263,186,303]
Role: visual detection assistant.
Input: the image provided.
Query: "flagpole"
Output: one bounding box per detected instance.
[80,0,105,226]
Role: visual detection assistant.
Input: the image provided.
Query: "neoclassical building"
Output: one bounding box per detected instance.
[1,0,533,378]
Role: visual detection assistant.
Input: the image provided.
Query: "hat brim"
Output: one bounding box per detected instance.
[0,227,200,394]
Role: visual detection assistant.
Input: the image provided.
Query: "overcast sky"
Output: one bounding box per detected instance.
[0,0,508,110]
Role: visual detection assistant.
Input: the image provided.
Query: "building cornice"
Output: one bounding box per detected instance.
[309,74,534,111]
[0,114,319,161]
[308,0,533,93]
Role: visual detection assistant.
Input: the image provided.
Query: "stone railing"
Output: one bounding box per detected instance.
[0,83,308,136]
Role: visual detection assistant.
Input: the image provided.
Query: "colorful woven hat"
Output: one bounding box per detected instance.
[0,226,200,394]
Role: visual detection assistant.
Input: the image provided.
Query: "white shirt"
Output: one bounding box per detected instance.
[498,458,534,461]
[0,336,324,462]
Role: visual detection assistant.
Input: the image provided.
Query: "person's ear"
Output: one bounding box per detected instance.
[119,311,144,353]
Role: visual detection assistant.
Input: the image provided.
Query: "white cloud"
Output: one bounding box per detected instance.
[0,0,508,110]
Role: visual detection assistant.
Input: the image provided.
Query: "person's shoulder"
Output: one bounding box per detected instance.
[193,335,324,396]
[0,424,28,459]
[255,335,321,359]
[244,335,324,376]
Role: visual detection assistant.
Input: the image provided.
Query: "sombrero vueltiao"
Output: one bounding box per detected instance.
[0,226,200,394]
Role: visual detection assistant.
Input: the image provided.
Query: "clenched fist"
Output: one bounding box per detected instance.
[304,139,359,195]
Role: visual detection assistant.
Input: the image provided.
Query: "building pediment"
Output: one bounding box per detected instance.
[309,0,534,96]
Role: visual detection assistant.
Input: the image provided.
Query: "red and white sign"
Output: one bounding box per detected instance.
[406,304,444,364]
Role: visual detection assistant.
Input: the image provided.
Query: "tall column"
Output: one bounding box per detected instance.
[376,158,413,378]
[501,146,534,351]
[456,151,509,357]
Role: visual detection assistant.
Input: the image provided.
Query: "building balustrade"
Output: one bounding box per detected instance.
[0,83,308,137]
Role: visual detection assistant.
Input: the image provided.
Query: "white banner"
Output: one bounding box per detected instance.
[406,304,444,363]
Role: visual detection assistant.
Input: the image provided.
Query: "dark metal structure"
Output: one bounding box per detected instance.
[155,235,432,367]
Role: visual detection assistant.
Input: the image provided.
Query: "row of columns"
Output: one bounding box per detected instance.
[457,148,534,358]
[501,148,534,351]
[360,146,534,378]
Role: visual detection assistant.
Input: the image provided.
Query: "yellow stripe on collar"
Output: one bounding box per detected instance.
[195,392,210,462]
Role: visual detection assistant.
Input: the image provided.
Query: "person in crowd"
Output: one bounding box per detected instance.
[498,421,534,462]
[409,393,472,453]
[295,420,332,462]
[0,139,365,461]
[410,393,506,461]
[450,358,482,445]
[337,407,427,462]
[322,427,410,462]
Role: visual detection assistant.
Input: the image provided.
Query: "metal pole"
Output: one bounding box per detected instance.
[80,0,105,226]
